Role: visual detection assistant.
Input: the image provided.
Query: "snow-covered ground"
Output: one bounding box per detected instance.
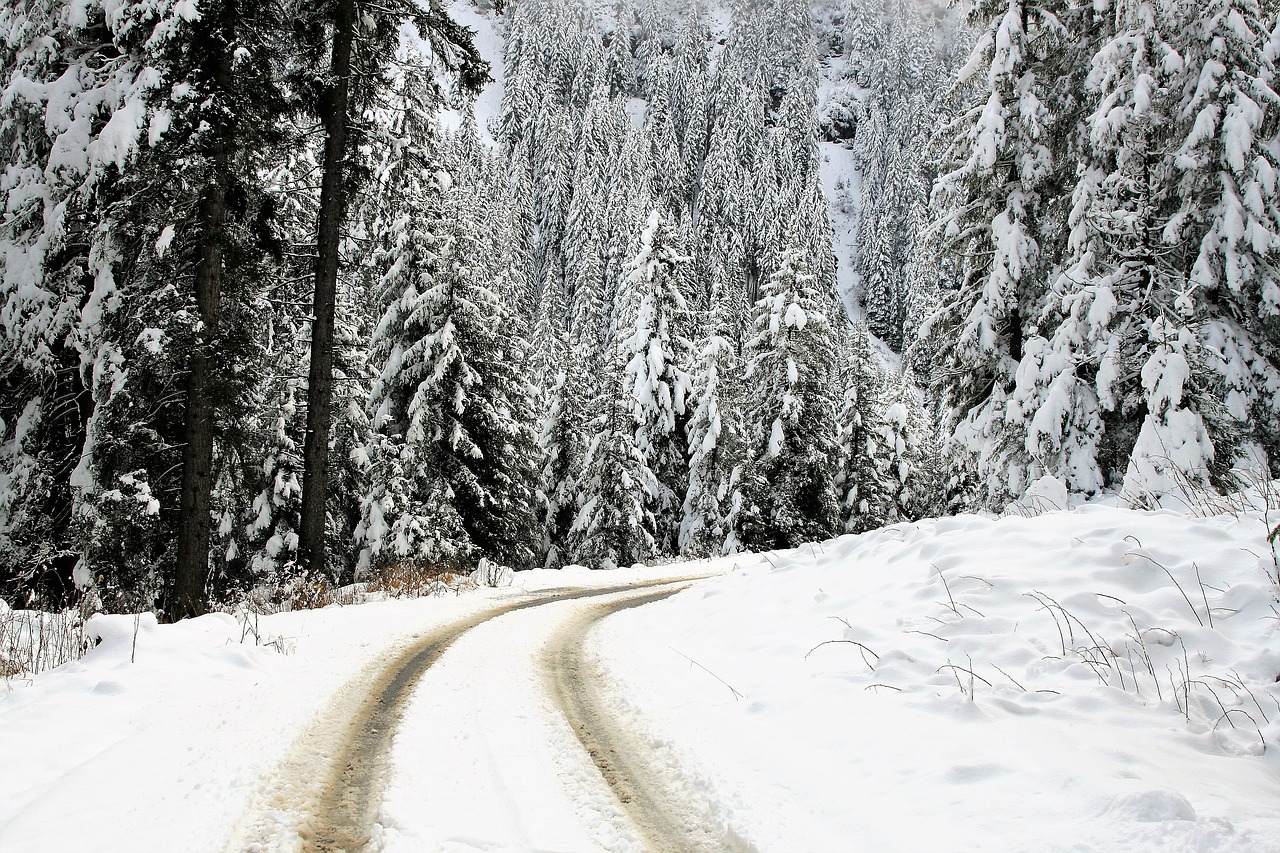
[597,503,1280,851]
[818,138,864,325]
[3,502,1280,852]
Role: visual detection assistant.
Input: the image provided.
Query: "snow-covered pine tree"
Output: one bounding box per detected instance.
[878,370,943,521]
[697,10,771,341]
[566,217,662,569]
[533,279,590,569]
[537,106,647,567]
[1167,0,1280,468]
[215,130,323,596]
[853,97,892,322]
[887,0,941,98]
[238,379,304,584]
[645,62,688,221]
[0,1,101,605]
[18,0,295,615]
[872,139,930,351]
[359,109,540,574]
[728,247,843,552]
[922,0,1082,510]
[563,92,628,305]
[834,326,893,533]
[860,179,903,347]
[1033,0,1241,504]
[1121,314,1228,503]
[605,3,637,98]
[680,279,745,556]
[602,209,692,554]
[1000,327,1106,498]
[327,276,379,582]
[842,0,888,90]
[567,362,659,569]
[900,198,951,381]
[669,14,711,223]
[294,0,488,580]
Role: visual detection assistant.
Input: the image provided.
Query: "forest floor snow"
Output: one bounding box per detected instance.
[2,503,1280,851]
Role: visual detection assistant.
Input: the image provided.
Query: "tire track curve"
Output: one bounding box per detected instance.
[226,577,708,853]
[544,588,757,853]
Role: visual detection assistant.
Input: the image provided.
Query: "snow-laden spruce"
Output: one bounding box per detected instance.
[570,210,691,567]
[728,248,843,552]
[358,118,539,575]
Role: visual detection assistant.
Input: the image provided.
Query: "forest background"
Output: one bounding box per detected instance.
[1,0,1278,618]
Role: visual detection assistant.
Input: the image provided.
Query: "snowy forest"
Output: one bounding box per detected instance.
[1,0,1279,618]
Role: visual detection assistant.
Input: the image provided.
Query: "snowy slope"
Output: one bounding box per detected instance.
[818,138,864,322]
[595,503,1280,851]
[439,1,506,143]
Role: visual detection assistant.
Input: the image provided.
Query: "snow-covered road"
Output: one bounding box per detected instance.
[230,577,724,852]
[0,563,743,853]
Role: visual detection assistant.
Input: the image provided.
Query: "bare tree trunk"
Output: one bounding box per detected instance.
[168,139,229,621]
[298,0,356,580]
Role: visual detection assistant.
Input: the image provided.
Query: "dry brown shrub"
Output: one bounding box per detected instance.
[366,560,463,598]
[287,579,337,611]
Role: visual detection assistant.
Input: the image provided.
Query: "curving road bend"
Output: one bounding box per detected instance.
[227,577,742,853]
[544,588,757,853]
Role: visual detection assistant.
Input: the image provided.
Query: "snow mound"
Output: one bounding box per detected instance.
[1004,473,1070,516]
[1103,789,1196,823]
[598,504,1280,851]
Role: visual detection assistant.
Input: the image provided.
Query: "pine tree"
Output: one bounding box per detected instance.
[1029,0,1243,502]
[536,344,590,568]
[680,283,744,556]
[0,1,107,606]
[842,0,888,90]
[359,117,539,573]
[568,368,659,569]
[8,0,297,615]
[219,139,321,596]
[1169,0,1280,466]
[240,380,304,581]
[296,0,488,579]
[835,326,892,533]
[923,0,1083,509]
[605,3,637,98]
[1122,315,1225,503]
[729,248,842,551]
[617,211,693,551]
[878,371,942,521]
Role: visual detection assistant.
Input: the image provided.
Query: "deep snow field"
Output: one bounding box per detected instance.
[3,499,1280,852]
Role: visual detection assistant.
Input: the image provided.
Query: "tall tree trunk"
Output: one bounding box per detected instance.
[299,0,356,579]
[168,139,229,621]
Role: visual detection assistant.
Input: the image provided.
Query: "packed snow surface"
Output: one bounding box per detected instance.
[3,503,1279,851]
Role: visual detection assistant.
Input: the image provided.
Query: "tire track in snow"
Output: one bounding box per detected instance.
[544,588,757,853]
[226,577,709,853]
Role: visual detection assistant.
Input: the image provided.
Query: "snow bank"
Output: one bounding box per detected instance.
[598,504,1280,851]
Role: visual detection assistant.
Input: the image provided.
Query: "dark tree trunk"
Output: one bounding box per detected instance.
[168,8,242,621]
[1008,304,1023,364]
[298,0,356,579]
[168,140,229,621]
